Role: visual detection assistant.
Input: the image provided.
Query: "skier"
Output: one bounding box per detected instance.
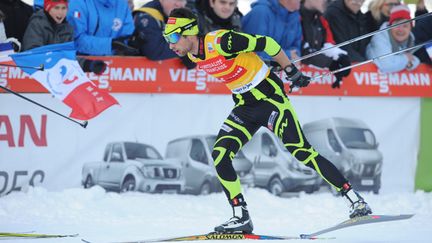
[163,7,372,234]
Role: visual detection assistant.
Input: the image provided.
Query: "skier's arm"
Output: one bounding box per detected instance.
[214,30,282,58]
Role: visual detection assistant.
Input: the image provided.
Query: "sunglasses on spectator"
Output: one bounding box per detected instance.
[163,20,197,44]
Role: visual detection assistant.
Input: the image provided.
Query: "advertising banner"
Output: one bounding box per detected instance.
[0,93,419,196]
[1,57,431,97]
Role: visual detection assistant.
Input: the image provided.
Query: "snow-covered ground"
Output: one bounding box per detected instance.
[1,187,431,243]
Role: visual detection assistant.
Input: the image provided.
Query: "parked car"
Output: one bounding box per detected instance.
[165,135,254,195]
[242,128,322,196]
[303,117,383,194]
[82,141,185,193]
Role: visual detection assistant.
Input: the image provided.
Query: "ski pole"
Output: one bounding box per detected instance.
[288,40,432,93]
[0,85,88,128]
[291,12,432,64]
[311,40,432,80]
[0,63,44,71]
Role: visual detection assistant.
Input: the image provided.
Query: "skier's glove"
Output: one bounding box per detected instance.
[284,64,311,93]
[82,59,107,75]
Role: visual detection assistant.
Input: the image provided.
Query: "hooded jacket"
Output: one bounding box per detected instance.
[66,0,134,55]
[241,0,302,60]
[22,10,74,51]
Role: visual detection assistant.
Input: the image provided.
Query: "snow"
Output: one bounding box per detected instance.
[1,187,431,243]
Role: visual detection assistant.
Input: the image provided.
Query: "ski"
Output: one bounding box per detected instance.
[0,232,78,239]
[82,232,335,243]
[300,214,414,239]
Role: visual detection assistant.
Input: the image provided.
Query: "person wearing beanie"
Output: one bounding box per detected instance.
[366,4,420,73]
[22,0,107,75]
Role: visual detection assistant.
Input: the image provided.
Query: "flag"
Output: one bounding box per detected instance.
[10,42,118,120]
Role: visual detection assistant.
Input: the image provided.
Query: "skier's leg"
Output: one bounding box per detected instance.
[212,106,259,233]
[264,76,372,218]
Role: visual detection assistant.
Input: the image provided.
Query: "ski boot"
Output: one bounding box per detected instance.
[214,195,254,234]
[341,183,372,218]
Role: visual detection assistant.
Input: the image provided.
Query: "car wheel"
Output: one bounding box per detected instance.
[121,177,136,192]
[268,177,284,196]
[84,175,94,189]
[199,182,211,195]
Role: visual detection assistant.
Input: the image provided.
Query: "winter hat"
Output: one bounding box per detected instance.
[44,0,68,12]
[389,4,411,25]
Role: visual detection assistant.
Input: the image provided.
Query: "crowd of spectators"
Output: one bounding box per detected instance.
[0,0,431,86]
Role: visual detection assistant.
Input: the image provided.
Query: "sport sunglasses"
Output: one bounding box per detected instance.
[164,20,197,44]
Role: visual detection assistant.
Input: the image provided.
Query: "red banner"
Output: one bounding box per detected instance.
[1,56,431,97]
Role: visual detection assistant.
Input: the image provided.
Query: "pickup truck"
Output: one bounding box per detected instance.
[82,141,185,193]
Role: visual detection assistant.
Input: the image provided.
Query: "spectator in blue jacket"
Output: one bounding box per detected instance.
[132,0,195,68]
[242,0,302,61]
[67,0,137,56]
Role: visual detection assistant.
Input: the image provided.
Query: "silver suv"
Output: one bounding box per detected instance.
[165,135,254,195]
[242,128,322,196]
[82,142,185,193]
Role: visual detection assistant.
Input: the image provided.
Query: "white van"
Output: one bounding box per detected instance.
[303,117,383,194]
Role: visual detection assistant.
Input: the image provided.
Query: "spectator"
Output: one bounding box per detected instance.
[0,0,33,44]
[194,0,242,34]
[242,0,302,61]
[132,0,195,68]
[0,9,21,52]
[300,0,351,88]
[366,5,420,73]
[22,0,107,75]
[67,0,138,56]
[324,0,369,62]
[413,5,431,65]
[365,0,400,33]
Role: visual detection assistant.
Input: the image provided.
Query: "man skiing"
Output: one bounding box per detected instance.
[163,7,372,234]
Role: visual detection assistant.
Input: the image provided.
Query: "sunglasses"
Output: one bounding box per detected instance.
[163,20,197,44]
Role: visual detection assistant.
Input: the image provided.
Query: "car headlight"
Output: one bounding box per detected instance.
[142,166,156,178]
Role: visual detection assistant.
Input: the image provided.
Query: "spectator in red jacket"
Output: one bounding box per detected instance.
[300,0,351,88]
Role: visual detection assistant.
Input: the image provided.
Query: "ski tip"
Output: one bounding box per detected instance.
[299,234,311,239]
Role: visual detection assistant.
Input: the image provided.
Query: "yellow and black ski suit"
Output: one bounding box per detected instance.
[188,30,348,206]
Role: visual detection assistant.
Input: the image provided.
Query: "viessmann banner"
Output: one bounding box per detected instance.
[0,94,419,196]
[1,57,431,97]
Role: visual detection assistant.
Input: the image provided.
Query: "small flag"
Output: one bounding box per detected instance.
[73,11,80,18]
[10,42,118,120]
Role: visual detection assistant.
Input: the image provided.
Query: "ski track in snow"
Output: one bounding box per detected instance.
[1,187,431,243]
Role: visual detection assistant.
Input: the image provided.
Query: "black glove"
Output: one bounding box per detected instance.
[82,59,107,75]
[112,38,139,56]
[329,54,351,89]
[284,64,311,92]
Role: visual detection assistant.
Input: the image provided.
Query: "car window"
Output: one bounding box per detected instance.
[205,136,217,152]
[190,139,208,165]
[111,143,124,162]
[262,133,277,157]
[103,144,111,162]
[124,142,163,160]
[328,129,342,153]
[166,140,189,158]
[336,127,376,149]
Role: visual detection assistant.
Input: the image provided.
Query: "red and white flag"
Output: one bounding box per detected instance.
[10,42,118,120]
